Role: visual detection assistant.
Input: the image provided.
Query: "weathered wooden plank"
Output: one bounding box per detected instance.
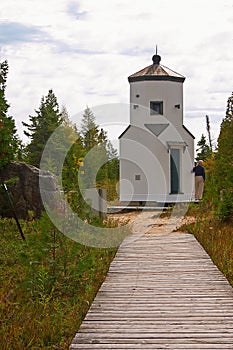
[72,336,233,344]
[70,345,233,349]
[69,233,233,349]
[85,316,233,322]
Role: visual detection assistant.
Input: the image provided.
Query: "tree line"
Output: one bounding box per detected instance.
[194,92,233,222]
[1,60,232,220]
[0,60,119,210]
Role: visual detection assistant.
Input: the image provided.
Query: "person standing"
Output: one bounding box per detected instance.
[192,160,205,200]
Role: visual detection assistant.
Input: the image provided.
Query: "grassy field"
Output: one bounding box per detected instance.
[0,214,117,349]
[1,205,233,349]
[181,203,233,287]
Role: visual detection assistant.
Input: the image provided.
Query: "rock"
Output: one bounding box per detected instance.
[0,162,59,219]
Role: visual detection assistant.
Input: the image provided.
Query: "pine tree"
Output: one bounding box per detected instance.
[79,107,104,187]
[80,106,100,151]
[196,134,212,162]
[57,107,87,214]
[214,92,233,221]
[79,106,119,196]
[0,60,18,170]
[23,89,62,167]
[206,115,213,151]
[106,140,119,181]
[226,92,233,116]
[60,106,84,189]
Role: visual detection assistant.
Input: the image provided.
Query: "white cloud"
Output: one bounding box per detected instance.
[0,0,232,147]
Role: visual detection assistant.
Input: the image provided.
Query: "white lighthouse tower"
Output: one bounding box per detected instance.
[119,51,195,204]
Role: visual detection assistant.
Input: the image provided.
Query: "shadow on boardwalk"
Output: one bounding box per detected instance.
[70,214,233,349]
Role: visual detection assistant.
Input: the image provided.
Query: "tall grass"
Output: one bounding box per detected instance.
[0,214,117,349]
[184,203,233,287]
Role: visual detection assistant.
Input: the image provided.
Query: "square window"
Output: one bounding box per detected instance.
[135,174,141,181]
[150,101,163,115]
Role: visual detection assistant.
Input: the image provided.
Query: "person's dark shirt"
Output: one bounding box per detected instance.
[193,164,205,181]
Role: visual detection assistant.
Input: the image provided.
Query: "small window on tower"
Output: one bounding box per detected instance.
[135,175,141,181]
[150,101,163,115]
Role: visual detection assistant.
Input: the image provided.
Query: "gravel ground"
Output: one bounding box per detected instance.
[108,210,196,235]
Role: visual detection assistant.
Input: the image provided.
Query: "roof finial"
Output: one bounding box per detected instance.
[152,46,161,65]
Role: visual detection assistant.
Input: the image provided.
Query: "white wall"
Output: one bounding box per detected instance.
[119,126,194,202]
[130,80,184,128]
[119,78,195,203]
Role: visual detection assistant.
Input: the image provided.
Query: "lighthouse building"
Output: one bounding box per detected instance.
[119,52,195,203]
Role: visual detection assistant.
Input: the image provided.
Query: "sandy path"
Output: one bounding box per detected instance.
[108,210,195,235]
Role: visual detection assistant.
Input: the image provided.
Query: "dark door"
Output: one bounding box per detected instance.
[170,149,180,194]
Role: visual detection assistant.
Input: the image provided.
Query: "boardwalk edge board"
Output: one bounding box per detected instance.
[70,233,233,349]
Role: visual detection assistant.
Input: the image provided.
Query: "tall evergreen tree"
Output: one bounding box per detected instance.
[206,115,213,151]
[105,140,119,181]
[196,134,212,162]
[79,106,119,196]
[60,106,84,189]
[226,92,233,116]
[57,106,88,214]
[23,89,62,167]
[79,107,104,187]
[80,106,100,151]
[0,60,18,170]
[214,92,233,220]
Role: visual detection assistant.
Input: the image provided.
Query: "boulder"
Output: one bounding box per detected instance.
[0,162,59,219]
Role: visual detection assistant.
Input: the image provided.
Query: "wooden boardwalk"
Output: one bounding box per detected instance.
[70,233,233,349]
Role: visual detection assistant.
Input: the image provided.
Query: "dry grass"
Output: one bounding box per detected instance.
[0,216,117,349]
[193,217,233,286]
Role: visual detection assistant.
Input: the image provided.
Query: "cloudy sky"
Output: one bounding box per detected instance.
[1,0,232,148]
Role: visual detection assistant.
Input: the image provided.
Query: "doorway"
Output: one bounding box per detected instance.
[170,148,180,194]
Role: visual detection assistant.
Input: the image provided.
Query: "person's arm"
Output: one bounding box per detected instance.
[202,168,205,181]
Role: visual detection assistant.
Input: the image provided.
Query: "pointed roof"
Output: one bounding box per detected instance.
[128,52,185,83]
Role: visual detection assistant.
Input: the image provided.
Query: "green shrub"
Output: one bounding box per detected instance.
[217,190,233,222]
